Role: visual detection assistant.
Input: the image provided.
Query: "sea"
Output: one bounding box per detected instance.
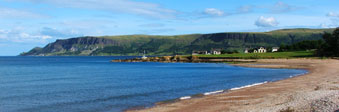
[0,56,307,112]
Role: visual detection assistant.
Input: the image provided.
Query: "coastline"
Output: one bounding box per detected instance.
[127,59,339,112]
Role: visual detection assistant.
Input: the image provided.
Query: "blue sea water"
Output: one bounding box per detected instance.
[0,56,307,112]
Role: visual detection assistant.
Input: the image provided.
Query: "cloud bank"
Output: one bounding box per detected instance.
[6,0,176,19]
[327,12,339,18]
[0,27,52,43]
[0,7,44,18]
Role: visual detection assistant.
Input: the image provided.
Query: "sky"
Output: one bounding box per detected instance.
[0,0,339,56]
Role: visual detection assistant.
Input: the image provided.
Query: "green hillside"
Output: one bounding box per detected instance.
[20,28,335,56]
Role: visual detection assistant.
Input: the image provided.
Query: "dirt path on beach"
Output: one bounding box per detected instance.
[129,59,339,112]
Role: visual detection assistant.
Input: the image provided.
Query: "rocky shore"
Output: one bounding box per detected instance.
[111,55,257,63]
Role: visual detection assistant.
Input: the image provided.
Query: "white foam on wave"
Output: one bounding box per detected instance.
[290,72,308,78]
[179,96,191,100]
[203,90,224,95]
[298,72,308,76]
[230,81,268,91]
[177,72,307,101]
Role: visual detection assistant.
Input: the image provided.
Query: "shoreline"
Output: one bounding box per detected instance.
[127,59,339,112]
[125,63,307,112]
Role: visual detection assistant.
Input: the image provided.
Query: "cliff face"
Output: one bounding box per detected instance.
[20,28,334,56]
[21,37,120,56]
[44,37,118,52]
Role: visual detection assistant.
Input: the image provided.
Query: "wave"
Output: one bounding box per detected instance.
[203,90,225,95]
[227,72,307,91]
[290,72,308,78]
[179,96,191,100]
[230,81,268,91]
[177,81,268,101]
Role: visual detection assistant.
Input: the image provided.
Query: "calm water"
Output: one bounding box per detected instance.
[0,56,307,112]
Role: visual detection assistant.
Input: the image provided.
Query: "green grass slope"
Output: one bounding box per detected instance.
[21,28,334,56]
[196,51,315,59]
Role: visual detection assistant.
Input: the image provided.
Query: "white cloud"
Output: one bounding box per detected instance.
[322,12,339,28]
[327,12,339,18]
[6,0,176,19]
[0,28,52,43]
[319,24,330,28]
[204,8,225,16]
[255,16,279,27]
[321,19,339,28]
[0,7,45,18]
[197,2,299,19]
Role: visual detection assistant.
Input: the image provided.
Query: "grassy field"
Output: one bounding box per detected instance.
[196,51,315,59]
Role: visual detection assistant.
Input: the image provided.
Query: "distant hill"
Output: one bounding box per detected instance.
[20,28,335,56]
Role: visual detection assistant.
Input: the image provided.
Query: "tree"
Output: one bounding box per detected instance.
[317,28,339,57]
[278,44,286,52]
[221,50,239,54]
[278,40,324,52]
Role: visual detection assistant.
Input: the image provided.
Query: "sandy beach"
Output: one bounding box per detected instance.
[129,59,339,112]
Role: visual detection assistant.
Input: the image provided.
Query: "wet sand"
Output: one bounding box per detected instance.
[129,59,339,112]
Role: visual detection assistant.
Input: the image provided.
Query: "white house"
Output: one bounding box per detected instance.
[210,49,221,55]
[272,47,280,52]
[254,47,267,53]
[192,51,208,55]
[258,47,267,53]
[244,48,249,53]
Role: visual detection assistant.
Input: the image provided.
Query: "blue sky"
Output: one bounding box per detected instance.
[0,0,338,55]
